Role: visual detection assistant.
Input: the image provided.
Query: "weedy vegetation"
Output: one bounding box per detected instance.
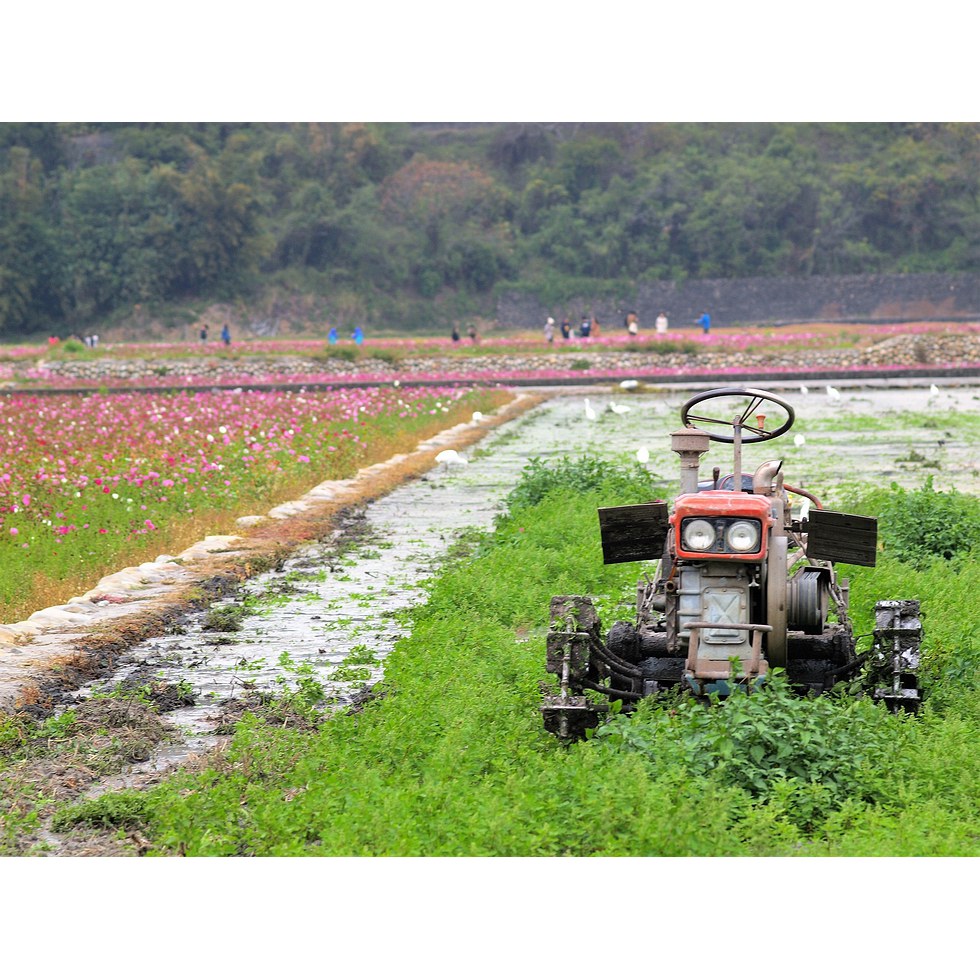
[28,451,975,857]
[849,477,980,567]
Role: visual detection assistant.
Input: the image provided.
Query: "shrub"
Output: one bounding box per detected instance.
[593,671,913,829]
[858,477,980,567]
[503,454,661,512]
[369,348,402,367]
[312,346,359,362]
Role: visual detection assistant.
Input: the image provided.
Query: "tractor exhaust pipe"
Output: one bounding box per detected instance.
[752,459,784,495]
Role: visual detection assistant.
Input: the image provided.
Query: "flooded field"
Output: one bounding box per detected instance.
[67,380,980,783]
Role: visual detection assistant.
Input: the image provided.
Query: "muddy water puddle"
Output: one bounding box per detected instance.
[74,382,980,784]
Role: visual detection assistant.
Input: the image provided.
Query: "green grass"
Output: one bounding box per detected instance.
[800,409,980,437]
[47,457,980,856]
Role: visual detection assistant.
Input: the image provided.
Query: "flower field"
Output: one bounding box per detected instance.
[0,384,502,621]
[2,321,975,390]
[9,320,973,358]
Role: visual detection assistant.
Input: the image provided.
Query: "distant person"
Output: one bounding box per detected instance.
[467,324,479,344]
[592,317,601,338]
[328,326,338,344]
[351,325,364,345]
[579,317,591,338]
[544,317,555,344]
[655,311,668,335]
[560,318,571,340]
[200,323,209,343]
[91,333,99,348]
[451,325,460,343]
[221,323,231,345]
[698,311,711,335]
[625,311,639,336]
[84,335,93,347]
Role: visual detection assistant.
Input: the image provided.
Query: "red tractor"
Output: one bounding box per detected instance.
[542,387,922,739]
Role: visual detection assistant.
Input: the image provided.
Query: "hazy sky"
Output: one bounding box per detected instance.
[9,5,968,122]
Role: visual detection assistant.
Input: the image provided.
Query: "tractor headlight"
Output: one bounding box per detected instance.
[682,519,717,551]
[725,520,761,553]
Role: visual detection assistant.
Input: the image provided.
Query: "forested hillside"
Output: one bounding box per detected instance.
[0,122,977,336]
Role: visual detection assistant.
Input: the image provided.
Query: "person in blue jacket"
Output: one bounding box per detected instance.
[352,325,364,345]
[698,311,711,334]
[328,326,338,344]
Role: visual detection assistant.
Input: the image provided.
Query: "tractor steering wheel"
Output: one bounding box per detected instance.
[680,387,795,444]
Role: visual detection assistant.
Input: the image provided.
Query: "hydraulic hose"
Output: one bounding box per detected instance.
[587,632,644,679]
[584,680,644,701]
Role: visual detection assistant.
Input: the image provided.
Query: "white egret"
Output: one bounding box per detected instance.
[636,447,650,464]
[799,499,811,522]
[607,401,631,415]
[584,398,597,421]
[929,384,940,397]
[619,379,639,390]
[826,385,841,401]
[799,385,809,395]
[435,449,467,468]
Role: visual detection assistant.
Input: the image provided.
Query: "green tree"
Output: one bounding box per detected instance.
[0,147,64,334]
[0,124,65,172]
[556,136,624,201]
[164,159,265,295]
